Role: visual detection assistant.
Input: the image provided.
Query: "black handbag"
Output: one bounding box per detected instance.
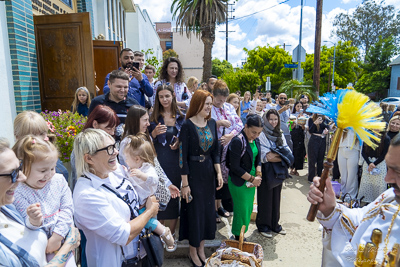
[140,228,164,267]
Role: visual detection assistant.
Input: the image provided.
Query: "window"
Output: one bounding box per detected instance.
[111,0,115,38]
[123,10,126,44]
[166,41,172,50]
[119,2,123,40]
[397,77,400,90]
[107,0,111,32]
[60,0,73,9]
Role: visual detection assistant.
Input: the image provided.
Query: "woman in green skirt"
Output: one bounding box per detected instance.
[228,114,263,239]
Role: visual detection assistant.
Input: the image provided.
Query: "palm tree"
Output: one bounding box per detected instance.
[171,0,227,82]
[278,80,318,101]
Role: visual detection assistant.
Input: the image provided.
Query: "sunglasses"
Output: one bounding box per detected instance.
[279,97,287,100]
[0,160,23,183]
[95,143,117,155]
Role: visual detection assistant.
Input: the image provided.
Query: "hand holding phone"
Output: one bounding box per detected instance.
[170,135,178,146]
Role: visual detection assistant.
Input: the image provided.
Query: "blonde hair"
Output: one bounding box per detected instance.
[12,135,58,178]
[71,87,91,113]
[124,133,155,166]
[0,137,10,153]
[73,128,113,178]
[187,76,199,90]
[226,93,241,116]
[388,104,396,112]
[14,111,48,139]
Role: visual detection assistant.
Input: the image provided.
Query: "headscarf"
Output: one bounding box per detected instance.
[262,112,283,146]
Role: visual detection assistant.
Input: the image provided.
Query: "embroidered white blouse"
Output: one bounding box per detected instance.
[211,102,244,139]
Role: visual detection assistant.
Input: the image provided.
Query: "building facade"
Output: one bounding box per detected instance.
[389,55,400,97]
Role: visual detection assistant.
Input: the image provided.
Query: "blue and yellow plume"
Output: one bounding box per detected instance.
[306,90,386,148]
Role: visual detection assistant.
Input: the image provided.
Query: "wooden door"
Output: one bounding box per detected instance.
[34,12,95,111]
[93,40,122,95]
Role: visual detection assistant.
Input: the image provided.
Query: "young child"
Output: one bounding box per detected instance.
[71,86,91,116]
[12,135,75,266]
[123,134,177,252]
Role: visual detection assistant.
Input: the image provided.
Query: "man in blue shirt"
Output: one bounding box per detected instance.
[275,93,293,152]
[103,49,153,107]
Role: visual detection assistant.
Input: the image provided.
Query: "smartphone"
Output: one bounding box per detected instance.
[284,100,290,106]
[132,62,140,70]
[170,136,177,146]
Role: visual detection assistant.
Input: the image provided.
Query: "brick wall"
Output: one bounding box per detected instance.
[6,0,41,112]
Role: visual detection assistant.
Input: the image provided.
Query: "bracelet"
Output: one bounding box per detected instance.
[248,176,255,183]
[182,185,189,188]
[256,171,262,177]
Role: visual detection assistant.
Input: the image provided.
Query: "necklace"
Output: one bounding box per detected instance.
[382,204,400,266]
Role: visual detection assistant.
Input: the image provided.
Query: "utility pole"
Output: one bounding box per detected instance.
[220,1,235,61]
[313,0,323,96]
[296,0,304,82]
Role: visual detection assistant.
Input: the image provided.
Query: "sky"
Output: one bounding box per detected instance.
[134,0,400,68]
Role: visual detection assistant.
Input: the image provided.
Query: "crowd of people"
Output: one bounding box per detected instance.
[1,46,399,267]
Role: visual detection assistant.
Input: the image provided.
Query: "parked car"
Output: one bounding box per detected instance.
[380,97,400,107]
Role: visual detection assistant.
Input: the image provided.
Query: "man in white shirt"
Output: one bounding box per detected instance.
[307,134,400,267]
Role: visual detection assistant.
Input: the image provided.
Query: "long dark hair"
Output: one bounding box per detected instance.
[363,131,387,156]
[151,84,183,124]
[159,57,184,83]
[292,101,303,114]
[123,105,148,139]
[265,109,281,130]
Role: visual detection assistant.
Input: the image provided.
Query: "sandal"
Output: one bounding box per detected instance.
[160,227,177,252]
[217,207,230,218]
[216,211,221,223]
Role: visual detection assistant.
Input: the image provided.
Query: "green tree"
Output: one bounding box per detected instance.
[355,36,399,97]
[222,69,260,95]
[171,0,227,82]
[332,0,400,56]
[278,80,317,101]
[243,45,292,92]
[212,58,233,78]
[303,41,360,94]
[142,48,162,78]
[163,49,179,60]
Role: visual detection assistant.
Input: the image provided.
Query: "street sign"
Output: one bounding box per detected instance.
[284,64,298,68]
[292,45,306,63]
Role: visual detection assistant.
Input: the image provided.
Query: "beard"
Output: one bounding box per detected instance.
[122,62,132,70]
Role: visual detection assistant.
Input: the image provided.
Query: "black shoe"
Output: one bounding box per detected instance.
[189,254,204,267]
[217,207,230,218]
[198,254,206,266]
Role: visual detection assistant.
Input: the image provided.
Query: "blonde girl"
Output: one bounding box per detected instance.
[227,93,241,116]
[124,133,177,252]
[187,76,199,94]
[71,86,91,116]
[12,135,75,266]
[13,110,69,180]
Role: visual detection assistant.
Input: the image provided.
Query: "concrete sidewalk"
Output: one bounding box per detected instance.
[163,168,323,266]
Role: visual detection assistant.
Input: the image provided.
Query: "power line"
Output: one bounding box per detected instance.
[229,0,291,23]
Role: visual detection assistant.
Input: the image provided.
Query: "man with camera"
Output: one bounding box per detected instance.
[275,93,293,151]
[103,49,153,107]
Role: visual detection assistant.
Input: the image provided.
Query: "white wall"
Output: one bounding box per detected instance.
[126,5,162,63]
[92,0,108,38]
[173,31,204,82]
[0,3,17,144]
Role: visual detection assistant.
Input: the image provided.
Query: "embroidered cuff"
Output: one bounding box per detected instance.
[316,204,341,230]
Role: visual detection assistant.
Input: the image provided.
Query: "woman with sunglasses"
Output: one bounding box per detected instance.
[0,137,80,266]
[73,129,159,267]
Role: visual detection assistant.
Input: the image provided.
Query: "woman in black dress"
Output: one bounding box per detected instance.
[180,90,223,267]
[149,84,184,236]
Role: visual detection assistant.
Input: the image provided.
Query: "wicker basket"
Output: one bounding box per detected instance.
[206,249,260,267]
[214,225,263,266]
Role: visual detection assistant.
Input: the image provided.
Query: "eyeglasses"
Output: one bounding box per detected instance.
[279,97,287,100]
[95,143,117,155]
[0,160,23,183]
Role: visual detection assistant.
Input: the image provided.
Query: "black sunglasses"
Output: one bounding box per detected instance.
[95,143,117,155]
[0,160,23,183]
[280,97,287,100]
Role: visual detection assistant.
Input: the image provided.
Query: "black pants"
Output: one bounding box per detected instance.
[256,182,283,233]
[332,157,340,181]
[308,135,326,182]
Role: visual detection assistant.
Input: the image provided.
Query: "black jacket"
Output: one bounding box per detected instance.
[228,130,261,187]
[263,145,294,189]
[88,93,139,124]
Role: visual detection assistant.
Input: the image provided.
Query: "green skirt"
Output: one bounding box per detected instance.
[228,176,256,236]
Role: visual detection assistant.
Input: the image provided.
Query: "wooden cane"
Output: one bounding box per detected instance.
[306,128,343,222]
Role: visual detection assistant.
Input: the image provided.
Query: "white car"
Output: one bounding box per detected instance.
[380,97,400,107]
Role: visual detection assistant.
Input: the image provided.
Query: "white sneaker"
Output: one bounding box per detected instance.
[278,229,286,235]
[260,231,273,238]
